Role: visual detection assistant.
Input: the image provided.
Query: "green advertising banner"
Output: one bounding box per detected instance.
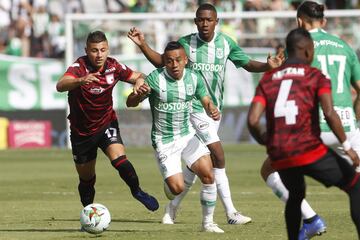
[0,52,265,110]
[0,54,66,110]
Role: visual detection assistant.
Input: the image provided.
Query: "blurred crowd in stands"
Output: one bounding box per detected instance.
[0,0,359,59]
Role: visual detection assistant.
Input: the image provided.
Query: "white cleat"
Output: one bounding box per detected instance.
[202,222,224,233]
[227,212,252,225]
[161,203,177,224]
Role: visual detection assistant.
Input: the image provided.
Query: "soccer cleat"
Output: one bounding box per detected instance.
[132,189,159,211]
[227,212,252,225]
[161,203,177,224]
[298,215,326,240]
[202,222,225,233]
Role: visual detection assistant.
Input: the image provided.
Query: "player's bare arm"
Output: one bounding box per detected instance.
[127,27,164,68]
[126,84,150,107]
[125,71,147,95]
[243,53,284,73]
[56,73,100,92]
[200,96,220,121]
[319,92,360,167]
[247,101,267,145]
[352,80,360,121]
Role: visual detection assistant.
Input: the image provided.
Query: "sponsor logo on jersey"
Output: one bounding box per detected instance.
[216,48,224,59]
[105,67,116,73]
[186,84,194,95]
[197,121,209,130]
[190,62,224,72]
[157,101,191,112]
[89,87,105,94]
[105,73,114,84]
[313,40,344,49]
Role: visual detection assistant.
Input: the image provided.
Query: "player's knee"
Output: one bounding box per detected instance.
[199,172,214,184]
[260,158,275,181]
[168,183,185,195]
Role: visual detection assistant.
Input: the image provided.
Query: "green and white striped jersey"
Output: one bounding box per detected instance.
[310,28,360,132]
[178,32,250,112]
[145,68,207,147]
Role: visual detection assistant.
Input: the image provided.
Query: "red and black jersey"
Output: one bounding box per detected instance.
[253,59,331,170]
[64,56,133,136]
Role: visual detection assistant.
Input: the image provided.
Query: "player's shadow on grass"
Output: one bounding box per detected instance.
[49,217,160,224]
[0,228,153,233]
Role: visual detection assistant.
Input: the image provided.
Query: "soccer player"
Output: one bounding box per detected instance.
[127,3,283,225]
[56,30,159,212]
[248,27,360,240]
[260,1,360,239]
[126,41,224,233]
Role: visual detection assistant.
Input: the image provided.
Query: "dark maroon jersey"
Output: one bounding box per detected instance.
[64,56,133,136]
[253,61,331,170]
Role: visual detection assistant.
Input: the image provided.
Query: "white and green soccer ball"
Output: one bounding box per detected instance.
[80,203,111,234]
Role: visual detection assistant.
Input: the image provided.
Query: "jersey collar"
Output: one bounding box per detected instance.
[309,28,327,34]
[164,68,186,81]
[196,32,217,43]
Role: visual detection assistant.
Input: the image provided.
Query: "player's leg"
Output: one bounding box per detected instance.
[75,159,96,207]
[304,150,360,238]
[191,112,251,225]
[261,158,318,219]
[262,158,325,239]
[184,136,223,233]
[101,121,158,211]
[157,137,188,224]
[278,168,305,240]
[71,132,98,207]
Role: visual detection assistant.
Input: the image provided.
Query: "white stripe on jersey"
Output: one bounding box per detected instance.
[155,74,168,143]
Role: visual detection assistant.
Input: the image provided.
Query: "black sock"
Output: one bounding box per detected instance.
[303,214,318,224]
[347,175,360,238]
[111,155,140,194]
[78,175,96,207]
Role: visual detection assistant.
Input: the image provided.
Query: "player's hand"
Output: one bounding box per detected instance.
[209,107,220,121]
[128,27,145,46]
[133,77,146,95]
[79,73,100,85]
[137,83,151,95]
[345,148,360,168]
[267,52,285,69]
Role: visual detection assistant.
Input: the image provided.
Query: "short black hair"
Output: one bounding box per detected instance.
[286,28,312,55]
[297,1,324,20]
[196,3,217,16]
[164,41,184,52]
[86,31,107,44]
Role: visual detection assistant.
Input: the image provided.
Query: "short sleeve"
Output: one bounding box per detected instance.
[224,34,251,68]
[115,61,133,82]
[350,50,360,83]
[64,59,82,78]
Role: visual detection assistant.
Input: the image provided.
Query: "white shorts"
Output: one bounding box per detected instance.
[321,128,360,172]
[154,133,210,179]
[190,112,221,145]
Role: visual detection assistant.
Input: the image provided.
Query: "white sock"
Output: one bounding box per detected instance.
[214,168,237,215]
[200,183,217,225]
[266,172,316,219]
[171,166,197,207]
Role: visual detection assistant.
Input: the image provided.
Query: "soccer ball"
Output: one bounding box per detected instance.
[80,203,111,234]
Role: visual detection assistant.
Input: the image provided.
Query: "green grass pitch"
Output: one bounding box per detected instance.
[0,144,357,239]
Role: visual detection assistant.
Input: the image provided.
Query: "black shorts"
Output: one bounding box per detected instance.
[70,121,123,164]
[279,149,358,192]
